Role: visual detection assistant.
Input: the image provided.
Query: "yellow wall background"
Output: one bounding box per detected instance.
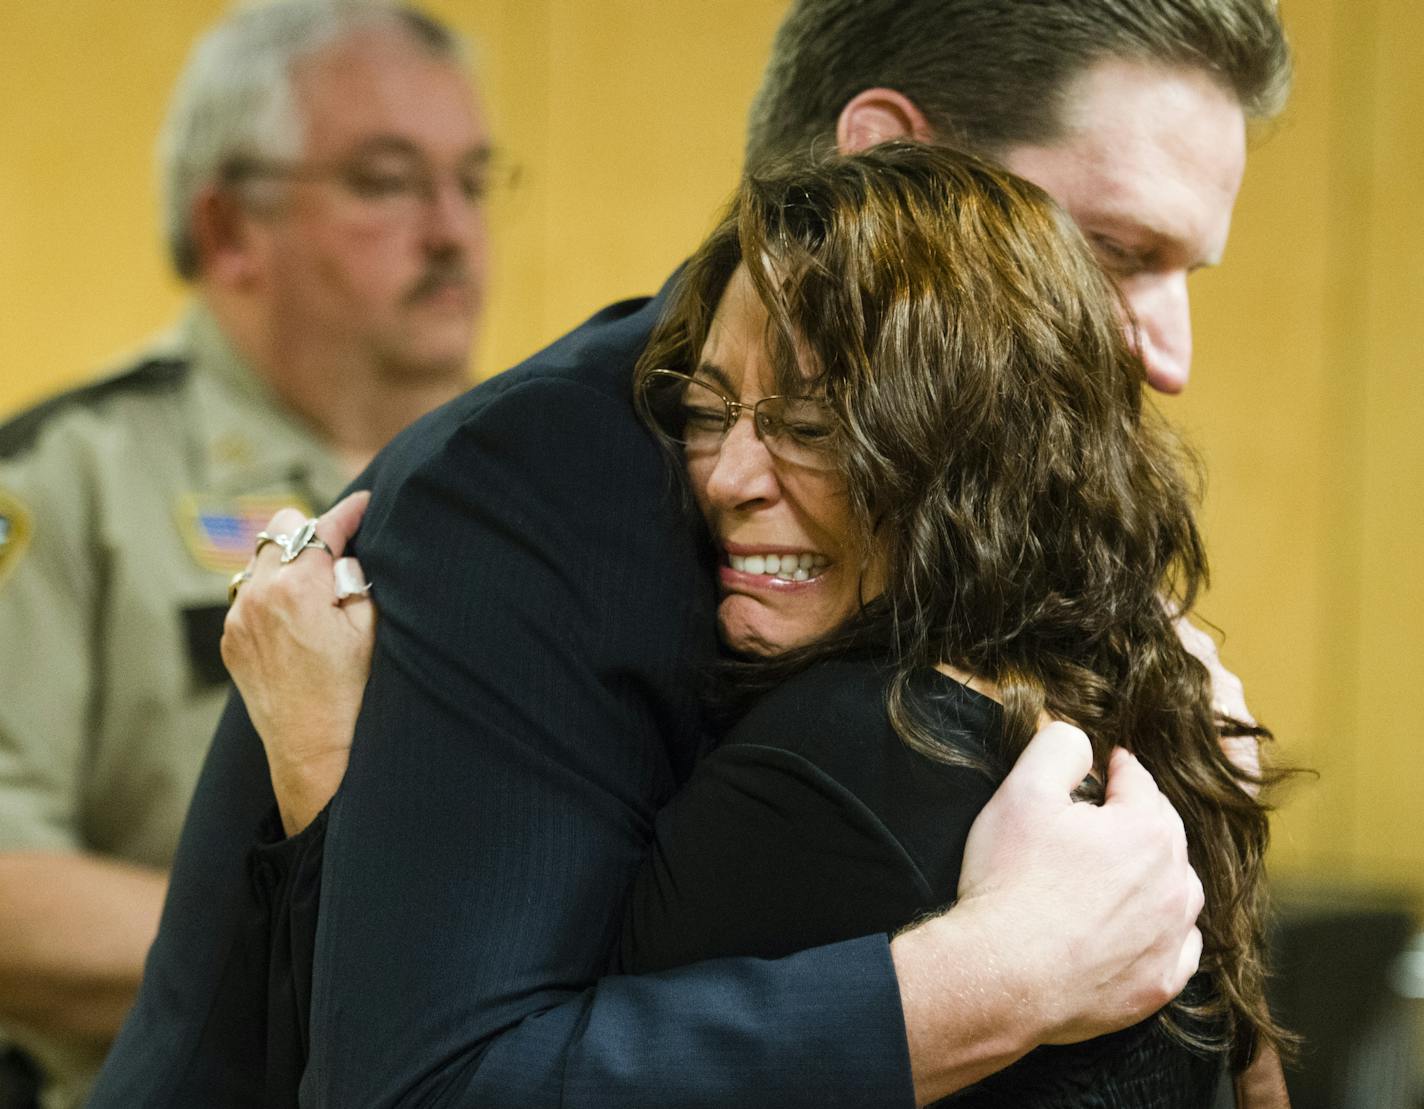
[1,2,1420,899]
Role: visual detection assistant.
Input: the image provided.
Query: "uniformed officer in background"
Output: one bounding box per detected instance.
[0,2,492,1104]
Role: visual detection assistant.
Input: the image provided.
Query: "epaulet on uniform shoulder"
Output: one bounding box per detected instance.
[0,358,190,462]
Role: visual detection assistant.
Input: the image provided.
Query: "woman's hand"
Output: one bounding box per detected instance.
[1173,616,1262,789]
[222,491,375,836]
[1237,1044,1292,1108]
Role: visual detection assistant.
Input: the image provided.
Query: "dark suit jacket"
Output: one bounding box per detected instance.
[91,288,915,1107]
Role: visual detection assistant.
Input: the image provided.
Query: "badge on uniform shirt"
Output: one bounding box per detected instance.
[175,493,313,574]
[0,489,32,589]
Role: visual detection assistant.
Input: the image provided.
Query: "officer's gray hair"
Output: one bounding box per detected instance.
[160,0,468,280]
[745,0,1290,171]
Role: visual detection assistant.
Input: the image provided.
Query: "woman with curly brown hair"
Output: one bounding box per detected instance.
[226,142,1286,1103]
[618,140,1287,1103]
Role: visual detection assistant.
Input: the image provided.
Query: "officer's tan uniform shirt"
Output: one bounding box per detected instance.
[0,305,347,1108]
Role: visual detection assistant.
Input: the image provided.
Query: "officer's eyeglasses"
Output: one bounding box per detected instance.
[221,146,514,223]
[637,369,839,472]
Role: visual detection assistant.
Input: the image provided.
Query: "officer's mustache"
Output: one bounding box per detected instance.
[404,252,470,305]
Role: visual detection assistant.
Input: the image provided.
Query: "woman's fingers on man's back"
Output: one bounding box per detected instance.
[321,490,371,558]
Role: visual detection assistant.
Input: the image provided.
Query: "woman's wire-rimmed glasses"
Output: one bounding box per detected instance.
[637,369,839,472]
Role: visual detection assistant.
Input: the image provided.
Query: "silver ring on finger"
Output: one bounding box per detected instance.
[279,518,333,564]
[227,569,253,606]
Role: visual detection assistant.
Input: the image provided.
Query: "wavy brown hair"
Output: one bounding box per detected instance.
[634,141,1288,1067]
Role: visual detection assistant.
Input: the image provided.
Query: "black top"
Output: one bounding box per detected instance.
[621,656,1225,1108]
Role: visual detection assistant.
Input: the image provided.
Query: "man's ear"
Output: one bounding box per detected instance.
[188,184,261,287]
[836,88,934,153]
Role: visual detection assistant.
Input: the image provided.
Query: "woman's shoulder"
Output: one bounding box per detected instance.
[719,656,1004,892]
[723,656,998,776]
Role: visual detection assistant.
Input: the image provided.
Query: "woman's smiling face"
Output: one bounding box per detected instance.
[686,265,885,656]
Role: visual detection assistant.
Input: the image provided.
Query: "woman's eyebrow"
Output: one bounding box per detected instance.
[694,361,737,393]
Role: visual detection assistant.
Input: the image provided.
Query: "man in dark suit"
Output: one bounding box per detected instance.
[94,1,1290,1105]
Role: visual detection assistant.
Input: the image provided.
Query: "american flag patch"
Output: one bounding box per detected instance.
[176,493,312,574]
[0,488,31,588]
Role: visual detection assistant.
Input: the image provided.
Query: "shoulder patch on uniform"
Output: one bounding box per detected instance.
[176,493,314,574]
[0,488,33,588]
[0,358,190,461]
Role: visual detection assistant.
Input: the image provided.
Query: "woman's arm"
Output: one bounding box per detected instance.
[1236,1045,1292,1107]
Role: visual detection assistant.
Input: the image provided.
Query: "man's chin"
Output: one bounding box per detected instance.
[378,334,474,384]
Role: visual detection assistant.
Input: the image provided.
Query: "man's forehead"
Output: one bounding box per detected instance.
[1006,58,1247,266]
[293,28,488,156]
[1046,145,1236,266]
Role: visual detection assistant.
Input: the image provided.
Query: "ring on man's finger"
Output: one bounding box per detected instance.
[227,569,253,606]
[254,530,283,556]
[334,557,373,602]
[278,518,333,564]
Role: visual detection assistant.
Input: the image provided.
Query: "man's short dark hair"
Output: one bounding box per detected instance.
[745,0,1290,169]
